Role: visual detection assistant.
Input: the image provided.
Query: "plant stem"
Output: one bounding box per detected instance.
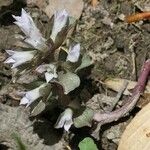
[93,59,150,125]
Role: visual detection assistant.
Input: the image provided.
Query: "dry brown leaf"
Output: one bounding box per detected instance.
[27,0,84,19]
[137,93,150,108]
[104,78,150,95]
[0,0,13,7]
[118,102,150,150]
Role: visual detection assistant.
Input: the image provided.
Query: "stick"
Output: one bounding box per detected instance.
[92,80,128,139]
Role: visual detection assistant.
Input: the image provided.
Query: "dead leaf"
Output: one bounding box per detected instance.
[101,17,114,28]
[17,72,38,84]
[0,0,13,7]
[137,93,150,108]
[27,0,84,19]
[104,78,150,95]
[118,102,150,150]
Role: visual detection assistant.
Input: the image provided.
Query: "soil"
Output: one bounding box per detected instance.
[0,0,149,150]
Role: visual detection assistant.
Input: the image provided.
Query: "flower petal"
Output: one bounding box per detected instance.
[66,44,80,62]
[5,50,36,68]
[20,83,47,107]
[55,114,66,129]
[45,72,54,83]
[55,108,73,131]
[11,62,23,68]
[4,57,15,63]
[36,64,58,82]
[64,119,73,131]
[36,65,47,73]
[50,10,68,42]
[20,96,29,105]
[5,50,15,55]
[13,9,46,49]
[25,88,41,101]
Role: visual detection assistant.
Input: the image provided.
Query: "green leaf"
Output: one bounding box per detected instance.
[78,137,98,150]
[22,80,45,90]
[45,15,54,39]
[74,108,94,128]
[30,100,46,116]
[58,72,80,94]
[75,54,93,72]
[58,49,68,61]
[11,133,27,150]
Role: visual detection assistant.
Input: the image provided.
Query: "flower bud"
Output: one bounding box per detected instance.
[66,43,80,62]
[50,10,68,42]
[13,9,46,50]
[55,108,73,131]
[4,50,36,68]
[20,83,47,107]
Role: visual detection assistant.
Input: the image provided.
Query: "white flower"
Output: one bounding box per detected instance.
[13,9,46,50]
[4,50,36,68]
[20,83,47,107]
[55,108,73,131]
[50,10,68,42]
[66,43,80,62]
[36,64,58,83]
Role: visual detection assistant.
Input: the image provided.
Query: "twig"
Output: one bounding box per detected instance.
[92,80,128,138]
[93,59,150,125]
[129,36,137,80]
[125,12,150,23]
[108,80,128,112]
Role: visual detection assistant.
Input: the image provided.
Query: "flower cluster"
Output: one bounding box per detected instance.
[4,9,92,131]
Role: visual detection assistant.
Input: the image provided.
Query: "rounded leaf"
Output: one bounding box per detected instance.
[74,108,94,128]
[78,137,98,150]
[58,72,80,94]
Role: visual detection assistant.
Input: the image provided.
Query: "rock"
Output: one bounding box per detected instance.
[27,0,84,19]
[0,103,63,150]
